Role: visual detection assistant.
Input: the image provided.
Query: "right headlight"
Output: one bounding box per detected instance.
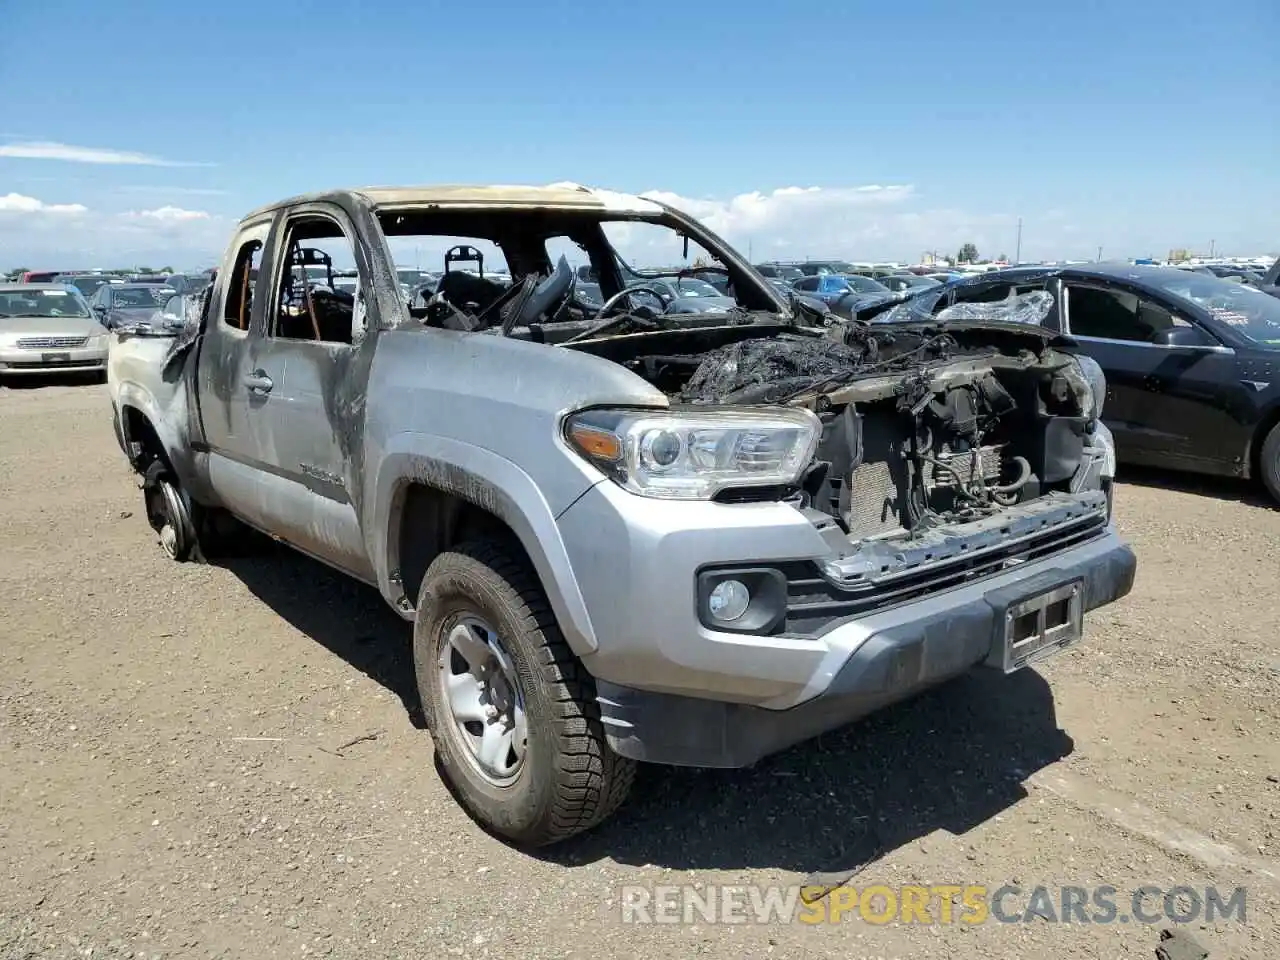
[564,406,822,500]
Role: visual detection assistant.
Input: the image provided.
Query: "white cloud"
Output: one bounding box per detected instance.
[378,183,1032,271]
[638,184,1023,263]
[0,140,212,167]
[0,197,226,270]
[5,180,1227,275]
[125,206,212,223]
[0,192,87,215]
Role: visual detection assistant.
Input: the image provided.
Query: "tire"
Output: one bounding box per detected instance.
[140,461,251,562]
[1260,421,1280,504]
[414,538,635,846]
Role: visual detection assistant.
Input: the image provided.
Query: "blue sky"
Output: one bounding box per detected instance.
[1,0,1276,269]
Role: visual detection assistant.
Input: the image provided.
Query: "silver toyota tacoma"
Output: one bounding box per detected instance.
[107,184,1136,846]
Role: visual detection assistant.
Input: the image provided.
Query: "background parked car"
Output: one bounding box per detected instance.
[20,270,64,283]
[753,262,805,284]
[879,273,942,294]
[795,259,856,276]
[89,283,176,329]
[55,274,122,299]
[1203,264,1260,284]
[624,276,737,313]
[0,284,109,380]
[164,272,215,296]
[575,281,604,307]
[790,272,894,316]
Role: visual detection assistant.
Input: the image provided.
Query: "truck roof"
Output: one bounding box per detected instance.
[241,183,665,223]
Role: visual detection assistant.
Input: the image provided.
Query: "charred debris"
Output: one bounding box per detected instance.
[550,290,1098,541]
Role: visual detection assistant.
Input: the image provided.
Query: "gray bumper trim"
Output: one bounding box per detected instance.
[597,533,1136,768]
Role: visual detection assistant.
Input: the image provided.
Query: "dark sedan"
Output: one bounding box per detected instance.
[624,276,737,313]
[872,264,1280,501]
[879,273,942,294]
[790,272,895,316]
[89,283,175,329]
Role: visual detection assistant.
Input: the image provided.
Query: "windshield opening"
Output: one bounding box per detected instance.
[0,289,92,319]
[113,287,171,308]
[375,206,782,320]
[1147,272,1280,345]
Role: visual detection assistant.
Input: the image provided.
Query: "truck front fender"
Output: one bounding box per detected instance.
[367,433,600,655]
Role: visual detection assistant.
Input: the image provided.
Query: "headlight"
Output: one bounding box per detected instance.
[565,406,821,500]
[1075,355,1106,420]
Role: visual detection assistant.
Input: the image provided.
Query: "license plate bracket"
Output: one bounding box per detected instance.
[989,579,1084,673]
[42,352,71,363]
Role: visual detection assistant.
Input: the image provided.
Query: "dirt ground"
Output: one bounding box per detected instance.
[1,381,1278,960]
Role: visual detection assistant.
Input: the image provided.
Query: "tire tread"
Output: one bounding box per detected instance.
[422,538,635,845]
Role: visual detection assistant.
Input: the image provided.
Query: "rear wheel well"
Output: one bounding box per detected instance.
[397,483,521,608]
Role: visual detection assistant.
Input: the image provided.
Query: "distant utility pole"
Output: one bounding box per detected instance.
[749,238,754,261]
[1097,246,1103,262]
[1209,239,1216,257]
[1014,218,1022,263]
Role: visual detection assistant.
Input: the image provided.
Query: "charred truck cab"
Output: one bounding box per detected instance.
[106,184,1135,846]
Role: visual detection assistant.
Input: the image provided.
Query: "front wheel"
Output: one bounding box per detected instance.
[140,461,252,562]
[414,538,635,846]
[142,461,199,561]
[1260,422,1280,504]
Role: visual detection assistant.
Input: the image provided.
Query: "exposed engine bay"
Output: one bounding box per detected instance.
[584,319,1106,541]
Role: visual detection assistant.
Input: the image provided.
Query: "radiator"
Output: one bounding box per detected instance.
[847,460,901,537]
[927,445,1003,487]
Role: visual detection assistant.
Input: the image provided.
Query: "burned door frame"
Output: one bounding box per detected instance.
[245,202,379,581]
[196,218,289,532]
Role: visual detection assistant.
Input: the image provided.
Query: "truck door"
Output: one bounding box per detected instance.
[236,204,375,580]
[197,220,295,535]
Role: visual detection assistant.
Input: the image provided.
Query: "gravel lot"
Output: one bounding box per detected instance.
[2,381,1278,959]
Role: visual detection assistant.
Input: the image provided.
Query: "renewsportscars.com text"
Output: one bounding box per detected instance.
[619,883,1247,926]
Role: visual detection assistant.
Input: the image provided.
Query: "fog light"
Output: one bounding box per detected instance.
[708,579,751,621]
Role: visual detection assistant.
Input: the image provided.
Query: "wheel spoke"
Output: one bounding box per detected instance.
[444,670,487,723]
[446,622,491,672]
[477,722,514,774]
[510,703,528,762]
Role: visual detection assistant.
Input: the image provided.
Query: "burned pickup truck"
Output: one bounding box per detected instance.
[106,184,1135,845]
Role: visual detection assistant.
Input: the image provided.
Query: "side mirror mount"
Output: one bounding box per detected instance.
[1151,325,1216,348]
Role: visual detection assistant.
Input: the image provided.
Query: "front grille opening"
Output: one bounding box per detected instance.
[16,336,89,350]
[781,511,1107,635]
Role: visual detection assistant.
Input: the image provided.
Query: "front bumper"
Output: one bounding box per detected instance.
[595,530,1134,767]
[557,476,1135,765]
[0,345,107,375]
